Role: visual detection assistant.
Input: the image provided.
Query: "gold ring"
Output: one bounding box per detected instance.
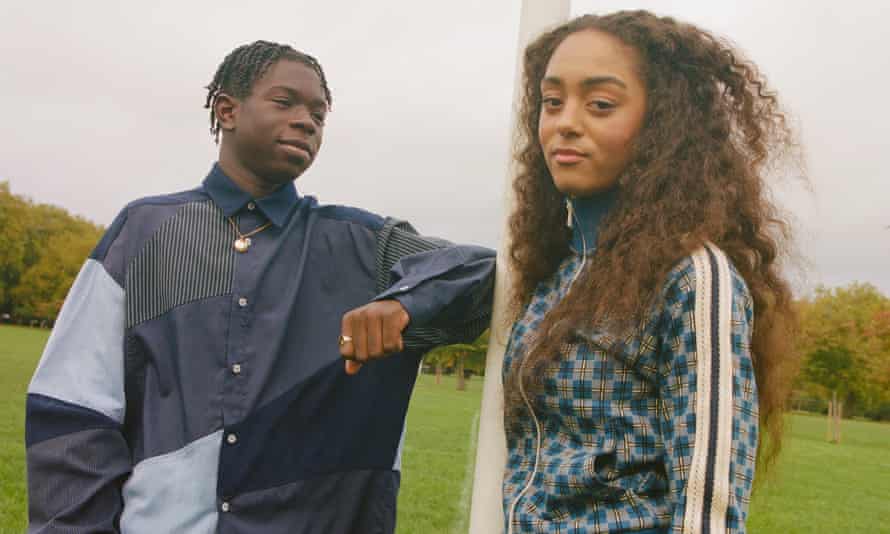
[338,335,353,347]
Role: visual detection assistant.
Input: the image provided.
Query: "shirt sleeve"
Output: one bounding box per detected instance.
[657,245,758,534]
[25,212,132,533]
[372,217,495,351]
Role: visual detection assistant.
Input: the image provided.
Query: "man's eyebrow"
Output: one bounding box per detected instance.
[541,75,627,90]
[266,85,327,108]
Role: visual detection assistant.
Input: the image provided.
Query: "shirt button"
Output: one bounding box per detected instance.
[232,363,242,375]
[247,201,256,211]
[227,433,238,445]
[221,501,230,512]
[238,297,248,307]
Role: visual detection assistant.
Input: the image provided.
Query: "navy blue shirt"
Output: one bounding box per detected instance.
[26,164,494,533]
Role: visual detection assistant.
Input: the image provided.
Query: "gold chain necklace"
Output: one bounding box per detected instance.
[228,216,272,253]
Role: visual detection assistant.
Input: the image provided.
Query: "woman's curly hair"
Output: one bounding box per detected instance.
[505,10,801,470]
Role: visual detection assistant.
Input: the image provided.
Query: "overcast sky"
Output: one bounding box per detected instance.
[1,1,887,295]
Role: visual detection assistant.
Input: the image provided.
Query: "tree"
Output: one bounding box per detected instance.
[0,182,30,313]
[424,330,489,390]
[12,231,98,321]
[0,181,104,322]
[796,283,890,422]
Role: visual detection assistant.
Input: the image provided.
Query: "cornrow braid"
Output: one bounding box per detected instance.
[204,40,333,143]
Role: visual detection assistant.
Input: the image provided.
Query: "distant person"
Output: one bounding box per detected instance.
[500,11,797,533]
[25,40,494,533]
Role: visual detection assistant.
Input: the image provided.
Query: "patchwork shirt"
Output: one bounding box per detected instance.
[25,164,494,534]
[502,243,758,534]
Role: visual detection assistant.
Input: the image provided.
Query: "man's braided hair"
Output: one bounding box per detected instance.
[204,40,332,143]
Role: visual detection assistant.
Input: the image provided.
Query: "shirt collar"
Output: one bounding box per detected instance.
[202,163,299,227]
[569,187,619,255]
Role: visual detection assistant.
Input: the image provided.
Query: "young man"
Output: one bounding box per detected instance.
[25,41,494,533]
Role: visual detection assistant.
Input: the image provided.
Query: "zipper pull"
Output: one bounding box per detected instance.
[566,197,574,228]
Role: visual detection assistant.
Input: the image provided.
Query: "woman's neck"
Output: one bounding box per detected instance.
[568,187,619,254]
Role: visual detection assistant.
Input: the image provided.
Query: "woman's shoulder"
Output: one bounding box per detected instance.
[661,243,752,309]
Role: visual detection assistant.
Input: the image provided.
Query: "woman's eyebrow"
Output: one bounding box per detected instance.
[541,75,627,90]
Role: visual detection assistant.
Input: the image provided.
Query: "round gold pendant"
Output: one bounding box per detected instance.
[233,237,251,253]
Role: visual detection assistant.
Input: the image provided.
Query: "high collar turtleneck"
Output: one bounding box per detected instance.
[568,187,619,255]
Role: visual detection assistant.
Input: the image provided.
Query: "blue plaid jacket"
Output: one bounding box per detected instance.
[502,244,757,534]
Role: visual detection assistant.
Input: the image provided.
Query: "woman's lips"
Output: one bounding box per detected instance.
[552,149,587,164]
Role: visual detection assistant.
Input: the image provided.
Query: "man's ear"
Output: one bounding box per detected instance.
[215,93,239,132]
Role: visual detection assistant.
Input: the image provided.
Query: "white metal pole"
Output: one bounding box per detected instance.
[468,2,570,533]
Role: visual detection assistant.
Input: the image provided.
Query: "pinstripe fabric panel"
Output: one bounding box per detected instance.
[374,218,449,293]
[126,201,235,327]
[375,218,463,350]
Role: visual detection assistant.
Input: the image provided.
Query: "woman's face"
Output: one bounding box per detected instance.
[538,30,647,196]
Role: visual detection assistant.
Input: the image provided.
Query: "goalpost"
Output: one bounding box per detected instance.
[468,2,570,533]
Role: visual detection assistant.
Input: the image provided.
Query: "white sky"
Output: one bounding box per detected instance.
[1,1,888,295]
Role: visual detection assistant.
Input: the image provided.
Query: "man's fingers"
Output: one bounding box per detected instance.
[352,310,369,362]
[382,312,405,353]
[341,301,410,374]
[344,360,363,375]
[366,312,384,358]
[339,311,355,359]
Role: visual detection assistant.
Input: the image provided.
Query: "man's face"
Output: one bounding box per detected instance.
[227,60,328,186]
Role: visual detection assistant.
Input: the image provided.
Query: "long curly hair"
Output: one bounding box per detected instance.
[505,10,801,470]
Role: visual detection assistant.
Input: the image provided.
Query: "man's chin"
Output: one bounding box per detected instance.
[266,161,311,184]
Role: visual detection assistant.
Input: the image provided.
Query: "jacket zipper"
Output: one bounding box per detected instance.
[507,202,587,533]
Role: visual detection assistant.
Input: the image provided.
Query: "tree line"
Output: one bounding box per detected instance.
[0,182,104,325]
[1,182,887,420]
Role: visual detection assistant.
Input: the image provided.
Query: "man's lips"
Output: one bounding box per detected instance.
[551,148,588,164]
[277,139,313,158]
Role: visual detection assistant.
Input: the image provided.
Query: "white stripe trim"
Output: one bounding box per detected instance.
[682,245,736,533]
[683,248,711,534]
[706,244,734,533]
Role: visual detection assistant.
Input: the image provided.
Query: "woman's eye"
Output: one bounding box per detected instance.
[542,97,562,108]
[591,100,615,111]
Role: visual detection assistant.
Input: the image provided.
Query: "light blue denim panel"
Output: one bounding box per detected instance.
[121,430,223,533]
[28,259,126,423]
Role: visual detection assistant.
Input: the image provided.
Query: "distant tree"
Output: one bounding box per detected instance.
[797,283,890,418]
[424,330,489,390]
[0,182,30,313]
[12,231,98,321]
[0,182,104,322]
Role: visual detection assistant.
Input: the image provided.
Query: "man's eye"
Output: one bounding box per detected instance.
[273,99,290,107]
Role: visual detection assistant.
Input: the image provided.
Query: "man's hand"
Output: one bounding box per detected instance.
[340,299,410,375]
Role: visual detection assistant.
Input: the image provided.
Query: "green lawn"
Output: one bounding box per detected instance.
[2,324,888,533]
[0,326,42,534]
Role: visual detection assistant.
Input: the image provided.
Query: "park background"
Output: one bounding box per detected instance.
[1,0,888,532]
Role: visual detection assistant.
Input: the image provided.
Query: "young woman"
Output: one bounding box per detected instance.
[502,11,798,533]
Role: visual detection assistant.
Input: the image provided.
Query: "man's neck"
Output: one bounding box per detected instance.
[218,152,283,199]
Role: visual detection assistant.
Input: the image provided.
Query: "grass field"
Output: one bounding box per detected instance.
[2,324,889,533]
